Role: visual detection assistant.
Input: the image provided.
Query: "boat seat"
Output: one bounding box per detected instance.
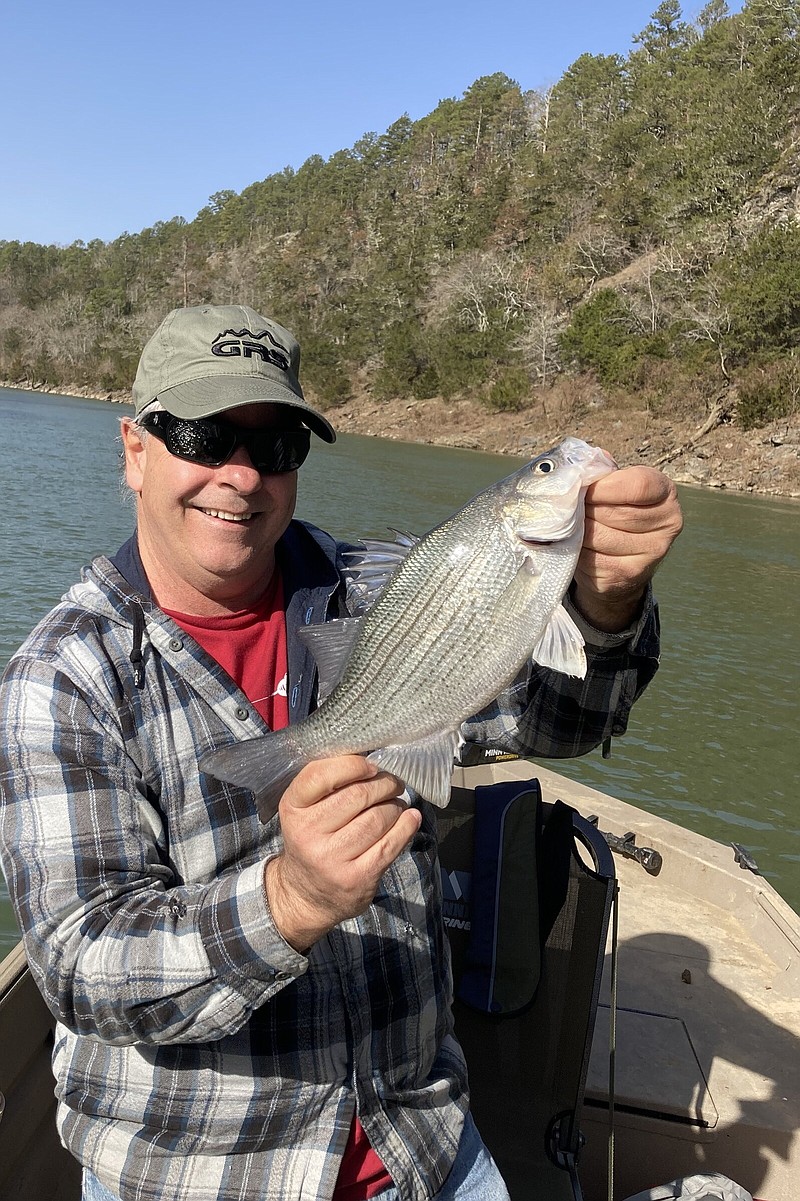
[437,772,616,1201]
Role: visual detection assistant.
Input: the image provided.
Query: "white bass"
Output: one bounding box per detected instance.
[200,437,616,818]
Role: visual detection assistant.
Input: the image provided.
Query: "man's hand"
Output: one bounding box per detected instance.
[572,465,683,633]
[264,756,422,952]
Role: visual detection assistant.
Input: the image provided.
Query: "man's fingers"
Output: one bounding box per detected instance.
[584,468,683,544]
[585,500,680,534]
[268,757,421,948]
[581,513,681,559]
[335,788,415,854]
[356,806,423,880]
[586,465,675,509]
[282,755,380,810]
[582,515,643,555]
[281,756,407,842]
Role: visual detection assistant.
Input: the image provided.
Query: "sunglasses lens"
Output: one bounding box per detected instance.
[249,429,311,473]
[165,418,234,466]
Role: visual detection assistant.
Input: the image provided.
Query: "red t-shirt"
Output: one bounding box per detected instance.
[163,571,290,732]
[165,572,392,1199]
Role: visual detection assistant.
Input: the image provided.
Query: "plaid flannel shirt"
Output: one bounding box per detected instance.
[0,520,659,1201]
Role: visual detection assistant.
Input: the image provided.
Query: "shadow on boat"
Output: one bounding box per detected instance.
[581,931,799,1201]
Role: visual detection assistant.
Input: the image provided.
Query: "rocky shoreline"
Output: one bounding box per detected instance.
[4,378,799,500]
[330,393,800,499]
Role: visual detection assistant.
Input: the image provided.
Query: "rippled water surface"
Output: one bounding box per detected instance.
[1,388,798,950]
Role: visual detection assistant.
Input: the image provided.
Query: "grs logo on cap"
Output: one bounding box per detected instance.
[211,327,290,371]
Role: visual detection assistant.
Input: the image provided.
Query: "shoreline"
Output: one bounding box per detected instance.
[3,378,799,500]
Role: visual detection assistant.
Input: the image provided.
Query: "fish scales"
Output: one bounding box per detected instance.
[332,512,518,740]
[200,437,617,816]
[284,506,534,751]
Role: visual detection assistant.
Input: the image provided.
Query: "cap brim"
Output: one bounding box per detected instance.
[153,375,336,443]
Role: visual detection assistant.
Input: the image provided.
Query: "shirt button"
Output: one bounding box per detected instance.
[169,638,183,651]
[235,706,249,721]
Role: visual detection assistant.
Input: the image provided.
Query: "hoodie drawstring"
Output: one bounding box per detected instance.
[130,604,145,689]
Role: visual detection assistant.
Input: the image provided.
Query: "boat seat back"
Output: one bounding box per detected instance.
[438,773,616,1201]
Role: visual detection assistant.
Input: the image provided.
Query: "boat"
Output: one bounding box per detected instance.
[445,760,800,1201]
[1,760,798,1201]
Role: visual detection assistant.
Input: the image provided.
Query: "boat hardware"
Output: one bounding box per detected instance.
[731,843,760,874]
[545,1112,586,1198]
[585,818,663,875]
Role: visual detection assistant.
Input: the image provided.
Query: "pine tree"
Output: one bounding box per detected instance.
[697,0,729,32]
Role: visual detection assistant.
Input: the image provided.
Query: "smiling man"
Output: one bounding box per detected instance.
[124,307,335,613]
[0,304,682,1201]
[124,403,304,611]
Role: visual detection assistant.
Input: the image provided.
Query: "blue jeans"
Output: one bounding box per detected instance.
[82,1112,510,1200]
[375,1113,510,1200]
[82,1169,118,1201]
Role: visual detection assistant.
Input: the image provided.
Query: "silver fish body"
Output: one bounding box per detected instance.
[200,437,615,818]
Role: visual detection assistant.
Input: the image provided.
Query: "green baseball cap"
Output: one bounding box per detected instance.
[132,304,336,443]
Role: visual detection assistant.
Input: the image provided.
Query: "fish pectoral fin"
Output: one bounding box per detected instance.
[531,603,587,678]
[297,617,363,702]
[368,729,461,809]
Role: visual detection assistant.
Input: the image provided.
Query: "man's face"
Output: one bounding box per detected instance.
[122,403,300,613]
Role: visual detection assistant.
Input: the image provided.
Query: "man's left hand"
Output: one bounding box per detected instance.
[572,465,683,633]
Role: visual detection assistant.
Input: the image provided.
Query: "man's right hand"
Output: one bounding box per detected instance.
[263,756,422,952]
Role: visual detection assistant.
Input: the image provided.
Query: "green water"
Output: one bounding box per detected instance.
[1,387,798,953]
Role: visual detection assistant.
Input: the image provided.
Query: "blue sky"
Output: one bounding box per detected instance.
[2,1,742,248]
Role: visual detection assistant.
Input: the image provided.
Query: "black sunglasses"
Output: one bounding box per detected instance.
[139,411,311,474]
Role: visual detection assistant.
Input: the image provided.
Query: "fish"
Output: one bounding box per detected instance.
[200,436,616,819]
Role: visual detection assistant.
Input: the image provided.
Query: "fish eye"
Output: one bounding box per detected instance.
[533,458,556,474]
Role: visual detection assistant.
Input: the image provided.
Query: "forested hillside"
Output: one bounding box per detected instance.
[2,0,799,443]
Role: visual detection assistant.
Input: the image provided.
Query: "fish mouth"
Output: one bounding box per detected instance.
[561,441,618,481]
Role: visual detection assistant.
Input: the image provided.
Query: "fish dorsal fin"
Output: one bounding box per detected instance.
[368,727,461,808]
[342,530,419,615]
[531,603,587,678]
[297,617,363,702]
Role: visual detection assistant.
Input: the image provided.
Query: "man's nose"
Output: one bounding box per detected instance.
[216,444,264,488]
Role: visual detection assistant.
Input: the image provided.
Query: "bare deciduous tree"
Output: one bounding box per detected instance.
[525,87,554,155]
[515,295,564,387]
[570,225,631,290]
[680,276,733,382]
[428,250,528,332]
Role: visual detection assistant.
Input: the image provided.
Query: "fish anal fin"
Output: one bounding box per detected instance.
[368,728,461,808]
[296,617,363,702]
[531,603,587,678]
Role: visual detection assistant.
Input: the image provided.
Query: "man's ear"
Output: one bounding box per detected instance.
[120,417,146,495]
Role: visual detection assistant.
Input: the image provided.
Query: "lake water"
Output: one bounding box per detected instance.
[1,386,798,952]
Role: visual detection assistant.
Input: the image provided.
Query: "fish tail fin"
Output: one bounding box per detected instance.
[199,730,306,823]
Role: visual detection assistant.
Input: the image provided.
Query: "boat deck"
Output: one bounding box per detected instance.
[515,762,800,1201]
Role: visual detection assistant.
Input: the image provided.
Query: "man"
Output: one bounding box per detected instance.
[0,304,682,1201]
